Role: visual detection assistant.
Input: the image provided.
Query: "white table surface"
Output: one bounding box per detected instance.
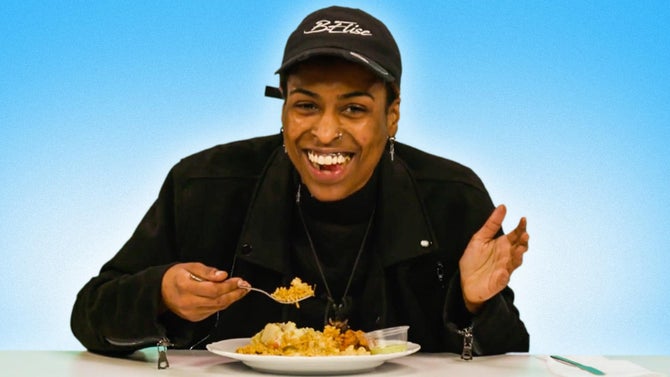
[1,349,668,376]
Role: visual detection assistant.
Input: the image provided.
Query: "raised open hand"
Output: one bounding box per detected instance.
[459,205,529,313]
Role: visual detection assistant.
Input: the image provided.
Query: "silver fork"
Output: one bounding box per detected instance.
[241,285,313,305]
[189,273,312,305]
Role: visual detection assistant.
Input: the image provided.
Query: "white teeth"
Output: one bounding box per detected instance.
[308,151,352,166]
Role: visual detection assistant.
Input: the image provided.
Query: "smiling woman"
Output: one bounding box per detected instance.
[68,6,531,363]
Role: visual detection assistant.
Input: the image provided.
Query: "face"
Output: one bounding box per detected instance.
[281,59,400,202]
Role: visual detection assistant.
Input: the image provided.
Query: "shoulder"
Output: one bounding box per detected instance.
[172,134,283,179]
[396,142,486,192]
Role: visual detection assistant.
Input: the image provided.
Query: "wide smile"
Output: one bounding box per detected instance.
[306,150,353,172]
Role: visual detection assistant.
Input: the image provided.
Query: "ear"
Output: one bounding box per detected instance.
[280,90,288,123]
[386,97,400,137]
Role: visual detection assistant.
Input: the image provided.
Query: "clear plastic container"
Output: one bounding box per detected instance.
[365,325,409,354]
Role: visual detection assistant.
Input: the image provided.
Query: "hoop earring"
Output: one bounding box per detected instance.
[389,136,396,162]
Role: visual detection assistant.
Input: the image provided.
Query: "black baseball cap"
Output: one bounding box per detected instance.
[265,6,401,99]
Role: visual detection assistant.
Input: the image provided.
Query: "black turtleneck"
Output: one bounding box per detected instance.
[289,170,378,329]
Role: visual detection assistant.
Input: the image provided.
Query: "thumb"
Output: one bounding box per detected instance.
[474,205,506,241]
[186,262,228,282]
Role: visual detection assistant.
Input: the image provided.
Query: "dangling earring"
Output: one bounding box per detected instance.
[280,127,287,154]
[388,136,396,162]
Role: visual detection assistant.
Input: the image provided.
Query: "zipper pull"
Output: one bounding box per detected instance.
[157,337,172,369]
[446,322,475,360]
[459,325,474,360]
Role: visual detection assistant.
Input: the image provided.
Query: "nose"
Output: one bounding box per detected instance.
[311,111,341,144]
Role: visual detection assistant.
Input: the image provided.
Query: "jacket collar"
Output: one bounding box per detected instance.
[236,144,438,273]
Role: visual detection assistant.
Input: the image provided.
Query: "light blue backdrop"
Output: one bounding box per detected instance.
[1,1,668,354]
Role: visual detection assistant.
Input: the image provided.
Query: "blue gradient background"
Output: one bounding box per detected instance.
[1,1,668,354]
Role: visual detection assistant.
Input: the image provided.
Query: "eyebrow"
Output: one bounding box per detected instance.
[288,88,375,101]
[340,91,375,101]
[288,88,318,98]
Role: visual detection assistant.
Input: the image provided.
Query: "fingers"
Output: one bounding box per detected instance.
[507,217,529,253]
[161,262,249,322]
[181,282,248,318]
[190,276,248,300]
[506,217,529,273]
[517,217,528,238]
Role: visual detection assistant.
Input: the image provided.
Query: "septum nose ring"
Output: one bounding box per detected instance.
[337,131,343,140]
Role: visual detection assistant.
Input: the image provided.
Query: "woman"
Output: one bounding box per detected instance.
[71,5,529,359]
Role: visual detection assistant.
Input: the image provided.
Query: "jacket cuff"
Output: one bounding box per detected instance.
[102,264,172,349]
[443,272,474,327]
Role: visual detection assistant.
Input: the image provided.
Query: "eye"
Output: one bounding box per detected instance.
[342,104,367,116]
[293,101,318,113]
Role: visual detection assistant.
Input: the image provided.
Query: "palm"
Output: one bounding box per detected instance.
[459,205,529,310]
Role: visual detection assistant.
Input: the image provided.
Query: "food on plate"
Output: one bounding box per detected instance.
[236,321,370,356]
[270,277,315,307]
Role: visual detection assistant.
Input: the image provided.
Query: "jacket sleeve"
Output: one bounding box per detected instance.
[443,273,529,355]
[70,168,184,354]
[439,176,529,355]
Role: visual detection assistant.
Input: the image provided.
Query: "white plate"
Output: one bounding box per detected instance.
[206,338,421,375]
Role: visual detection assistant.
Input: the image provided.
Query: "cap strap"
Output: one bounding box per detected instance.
[264,86,283,99]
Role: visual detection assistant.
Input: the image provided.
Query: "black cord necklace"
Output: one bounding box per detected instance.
[295,184,376,330]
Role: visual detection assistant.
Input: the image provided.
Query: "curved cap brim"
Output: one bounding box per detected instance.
[276,47,396,82]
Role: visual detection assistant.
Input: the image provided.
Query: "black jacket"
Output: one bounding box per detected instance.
[71,134,529,355]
